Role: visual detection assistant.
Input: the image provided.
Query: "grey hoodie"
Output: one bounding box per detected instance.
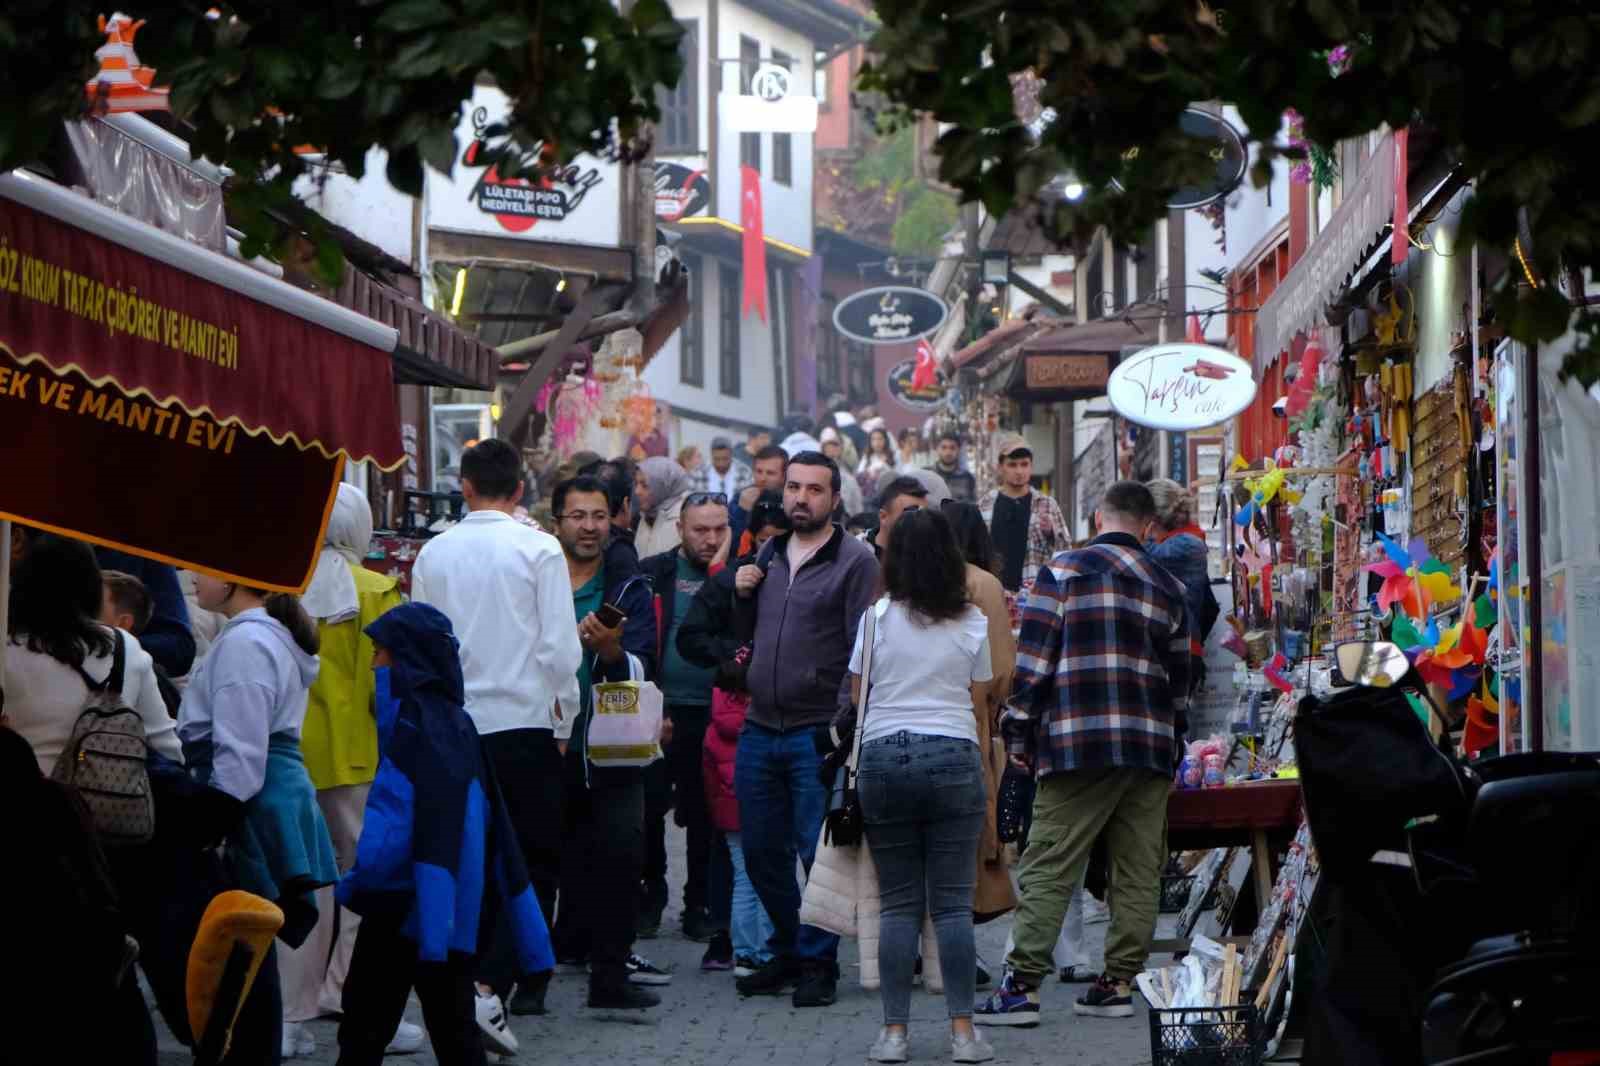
[735,526,880,732]
[176,607,321,802]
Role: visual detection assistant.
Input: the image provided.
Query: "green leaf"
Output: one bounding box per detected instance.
[391,34,443,78]
[419,123,457,175]
[375,0,454,34]
[317,61,364,100]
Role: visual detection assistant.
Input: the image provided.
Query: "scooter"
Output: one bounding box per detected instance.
[1295,640,1600,1066]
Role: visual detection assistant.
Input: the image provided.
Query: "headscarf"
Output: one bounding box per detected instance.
[302,483,373,624]
[639,456,691,522]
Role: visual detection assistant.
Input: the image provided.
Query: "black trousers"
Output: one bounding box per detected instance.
[337,916,485,1066]
[641,757,671,919]
[666,702,714,915]
[552,739,646,991]
[479,727,564,991]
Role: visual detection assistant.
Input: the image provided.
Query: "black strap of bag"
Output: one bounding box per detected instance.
[823,603,877,847]
[72,628,127,699]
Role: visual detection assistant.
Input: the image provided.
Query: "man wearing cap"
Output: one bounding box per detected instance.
[692,436,752,500]
[979,433,1070,603]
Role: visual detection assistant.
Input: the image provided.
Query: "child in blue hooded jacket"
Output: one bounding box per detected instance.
[336,603,554,1066]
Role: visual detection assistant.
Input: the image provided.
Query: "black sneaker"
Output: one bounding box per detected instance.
[1058,965,1095,984]
[587,983,661,1010]
[681,906,716,943]
[792,962,837,1008]
[1074,974,1135,1018]
[626,952,674,986]
[701,932,734,972]
[736,956,799,997]
[508,971,550,1016]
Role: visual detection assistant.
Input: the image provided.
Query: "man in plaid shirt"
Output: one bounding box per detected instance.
[689,436,753,499]
[977,480,1191,1028]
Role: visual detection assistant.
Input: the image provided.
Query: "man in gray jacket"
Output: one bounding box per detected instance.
[731,451,879,1008]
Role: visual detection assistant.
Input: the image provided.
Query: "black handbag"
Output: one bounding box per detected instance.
[823,604,878,847]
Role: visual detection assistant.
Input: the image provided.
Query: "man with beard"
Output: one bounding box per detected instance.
[547,476,669,1011]
[732,452,879,1008]
[639,492,733,942]
[929,431,977,504]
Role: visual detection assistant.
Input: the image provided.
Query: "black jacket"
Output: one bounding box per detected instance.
[597,539,657,684]
[639,547,683,667]
[677,556,755,690]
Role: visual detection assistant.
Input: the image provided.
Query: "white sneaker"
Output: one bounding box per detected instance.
[474,992,519,1058]
[1083,896,1111,925]
[282,1021,316,1059]
[385,1019,426,1055]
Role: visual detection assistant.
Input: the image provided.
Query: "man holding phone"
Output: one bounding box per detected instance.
[548,475,668,1011]
[639,491,732,943]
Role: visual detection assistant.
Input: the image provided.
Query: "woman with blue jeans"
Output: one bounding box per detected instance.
[849,509,996,1064]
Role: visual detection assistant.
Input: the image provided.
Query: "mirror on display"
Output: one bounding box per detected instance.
[1334,640,1411,688]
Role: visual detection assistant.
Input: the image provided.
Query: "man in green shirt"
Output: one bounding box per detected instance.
[640,492,732,944]
[547,476,669,1012]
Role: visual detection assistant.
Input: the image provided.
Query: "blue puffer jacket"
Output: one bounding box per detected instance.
[337,603,553,972]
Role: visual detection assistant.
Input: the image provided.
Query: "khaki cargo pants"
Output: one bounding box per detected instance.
[1004,767,1169,985]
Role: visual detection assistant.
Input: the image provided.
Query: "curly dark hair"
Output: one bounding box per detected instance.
[883,508,969,623]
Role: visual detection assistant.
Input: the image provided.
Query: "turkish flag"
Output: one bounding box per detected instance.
[740,165,767,322]
[912,337,938,390]
[1392,127,1409,266]
[1186,313,1204,343]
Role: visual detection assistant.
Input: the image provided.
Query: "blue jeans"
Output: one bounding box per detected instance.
[859,732,985,1025]
[735,722,838,964]
[727,832,775,964]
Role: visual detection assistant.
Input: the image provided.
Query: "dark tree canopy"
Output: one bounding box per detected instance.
[1,0,683,275]
[860,1,1600,383]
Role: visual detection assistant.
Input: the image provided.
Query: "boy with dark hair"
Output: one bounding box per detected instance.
[100,568,181,717]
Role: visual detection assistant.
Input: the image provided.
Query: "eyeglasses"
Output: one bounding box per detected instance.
[557,510,611,524]
[685,492,728,507]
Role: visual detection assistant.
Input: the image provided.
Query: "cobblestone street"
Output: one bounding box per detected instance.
[155,823,1157,1065]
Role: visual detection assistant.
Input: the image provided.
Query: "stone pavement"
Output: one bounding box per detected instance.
[155,824,1158,1066]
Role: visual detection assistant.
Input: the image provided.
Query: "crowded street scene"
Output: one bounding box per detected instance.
[4,3,1600,1065]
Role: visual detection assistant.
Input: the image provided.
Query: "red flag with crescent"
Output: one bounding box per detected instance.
[912,337,938,390]
[740,165,767,322]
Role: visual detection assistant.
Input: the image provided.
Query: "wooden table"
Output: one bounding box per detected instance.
[1154,780,1304,953]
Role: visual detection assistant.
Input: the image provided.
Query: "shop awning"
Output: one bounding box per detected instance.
[998,318,1146,400]
[1253,132,1397,373]
[332,267,497,389]
[0,169,403,591]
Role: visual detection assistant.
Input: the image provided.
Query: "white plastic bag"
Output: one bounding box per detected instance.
[587,680,664,767]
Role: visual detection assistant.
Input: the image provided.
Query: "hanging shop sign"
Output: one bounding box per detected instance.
[654,161,710,222]
[832,286,948,346]
[1017,352,1116,400]
[1110,107,1247,210]
[427,86,620,245]
[722,60,818,133]
[885,358,945,410]
[1107,343,1257,431]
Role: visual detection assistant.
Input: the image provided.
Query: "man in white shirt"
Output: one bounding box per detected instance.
[410,439,581,1033]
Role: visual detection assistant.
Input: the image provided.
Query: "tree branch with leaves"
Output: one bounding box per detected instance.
[859,1,1600,385]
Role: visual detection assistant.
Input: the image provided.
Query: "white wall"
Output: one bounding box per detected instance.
[1184,208,1231,343]
[1223,106,1292,276]
[643,255,781,444]
[1008,254,1075,316]
[292,148,417,267]
[714,0,815,252]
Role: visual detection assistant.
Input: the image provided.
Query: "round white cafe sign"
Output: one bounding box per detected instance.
[1106,343,1257,431]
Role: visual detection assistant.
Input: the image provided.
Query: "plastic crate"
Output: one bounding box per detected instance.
[1159,873,1198,913]
[1147,1004,1262,1066]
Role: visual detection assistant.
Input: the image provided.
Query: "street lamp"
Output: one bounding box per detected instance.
[980,249,1011,287]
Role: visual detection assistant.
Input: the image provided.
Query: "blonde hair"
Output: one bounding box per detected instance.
[1146,478,1193,531]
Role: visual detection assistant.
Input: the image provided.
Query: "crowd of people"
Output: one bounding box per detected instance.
[1,411,1214,1065]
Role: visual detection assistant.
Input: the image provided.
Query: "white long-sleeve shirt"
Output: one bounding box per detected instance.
[411,509,583,738]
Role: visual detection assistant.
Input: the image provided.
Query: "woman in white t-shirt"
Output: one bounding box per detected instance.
[4,534,182,776]
[848,508,995,1064]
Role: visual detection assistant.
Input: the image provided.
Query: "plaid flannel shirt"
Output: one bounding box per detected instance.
[1003,531,1191,778]
[978,488,1070,594]
[689,460,753,500]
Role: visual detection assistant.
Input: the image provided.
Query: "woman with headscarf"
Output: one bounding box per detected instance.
[275,484,412,1058]
[634,455,693,559]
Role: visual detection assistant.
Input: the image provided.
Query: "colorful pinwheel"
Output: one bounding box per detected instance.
[1390,610,1488,695]
[1365,532,1461,619]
